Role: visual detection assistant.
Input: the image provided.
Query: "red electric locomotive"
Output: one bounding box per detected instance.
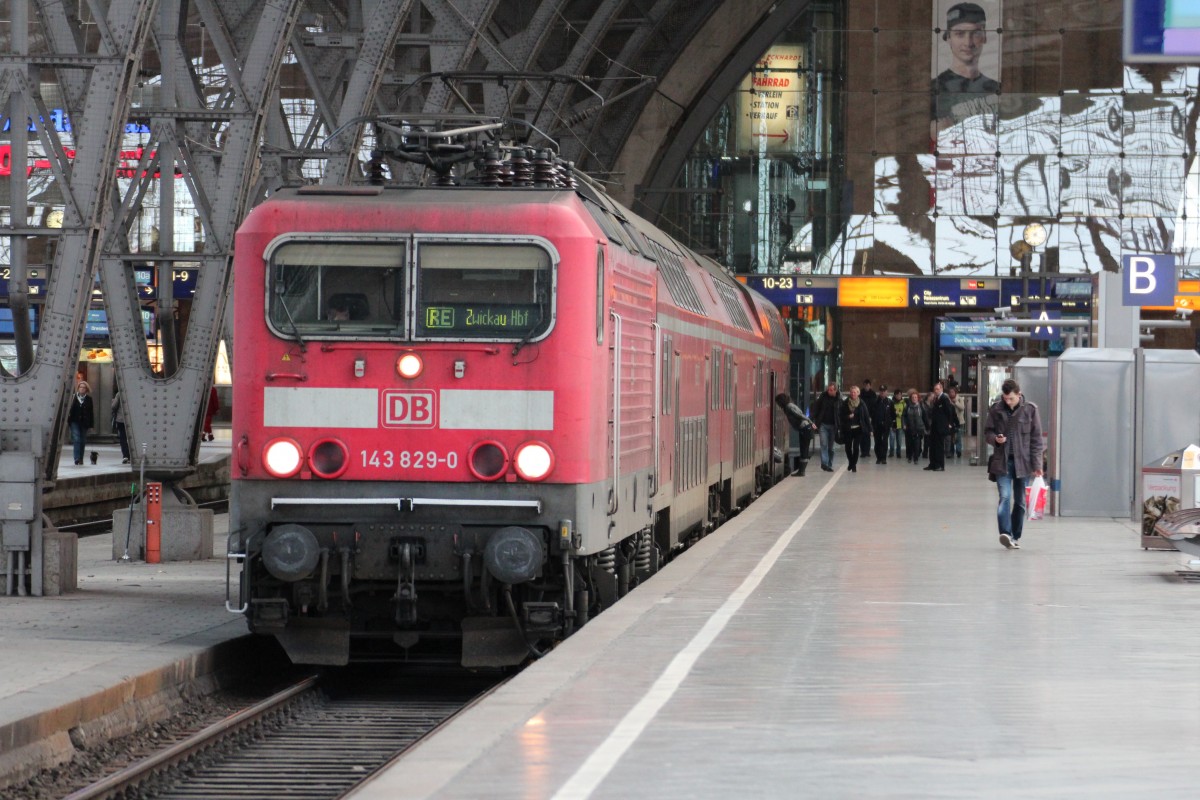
[227,128,791,666]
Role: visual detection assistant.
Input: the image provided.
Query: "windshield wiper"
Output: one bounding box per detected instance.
[274,284,307,352]
[511,306,544,361]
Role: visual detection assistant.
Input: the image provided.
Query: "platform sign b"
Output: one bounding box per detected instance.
[1122,254,1176,306]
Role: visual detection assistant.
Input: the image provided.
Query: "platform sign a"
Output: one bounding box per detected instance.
[1122,254,1177,306]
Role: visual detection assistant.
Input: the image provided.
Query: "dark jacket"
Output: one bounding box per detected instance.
[111,391,125,427]
[775,394,815,434]
[837,397,872,443]
[67,394,94,429]
[809,391,841,427]
[902,399,928,435]
[984,396,1044,479]
[873,395,896,433]
[928,391,958,437]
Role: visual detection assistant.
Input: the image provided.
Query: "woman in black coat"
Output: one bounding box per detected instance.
[837,385,872,473]
[67,380,95,466]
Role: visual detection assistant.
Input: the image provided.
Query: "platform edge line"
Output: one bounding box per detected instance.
[551,469,844,800]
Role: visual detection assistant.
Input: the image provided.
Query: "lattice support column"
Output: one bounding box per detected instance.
[0,0,159,595]
[95,0,302,480]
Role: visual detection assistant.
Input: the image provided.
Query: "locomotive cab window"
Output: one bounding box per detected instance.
[415,242,554,340]
[267,241,406,337]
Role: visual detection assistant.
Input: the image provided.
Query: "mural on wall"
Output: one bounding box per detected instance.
[931,1,1001,139]
[780,1,1200,280]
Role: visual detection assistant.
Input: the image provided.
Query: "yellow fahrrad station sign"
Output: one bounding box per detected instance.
[737,46,804,155]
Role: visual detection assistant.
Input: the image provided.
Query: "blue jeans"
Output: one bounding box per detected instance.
[818,423,836,469]
[69,421,87,464]
[889,428,902,456]
[996,457,1028,540]
[953,426,963,457]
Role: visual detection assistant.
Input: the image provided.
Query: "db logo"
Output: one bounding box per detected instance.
[381,390,436,428]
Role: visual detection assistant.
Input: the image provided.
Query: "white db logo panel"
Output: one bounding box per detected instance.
[381,390,436,428]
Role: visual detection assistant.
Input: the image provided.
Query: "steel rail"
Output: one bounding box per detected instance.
[61,676,320,800]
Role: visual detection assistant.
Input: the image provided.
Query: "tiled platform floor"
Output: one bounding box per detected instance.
[351,457,1200,799]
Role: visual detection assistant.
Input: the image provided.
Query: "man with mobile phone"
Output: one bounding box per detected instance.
[984,378,1044,550]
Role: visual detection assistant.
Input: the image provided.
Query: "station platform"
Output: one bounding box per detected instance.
[350,459,1200,799]
[0,520,247,787]
[49,425,232,476]
[41,428,231,530]
[4,456,1200,796]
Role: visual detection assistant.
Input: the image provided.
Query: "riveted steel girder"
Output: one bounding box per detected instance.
[95,0,303,479]
[1,0,158,595]
[315,0,415,184]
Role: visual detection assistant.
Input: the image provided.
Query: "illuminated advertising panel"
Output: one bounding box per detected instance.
[839,277,909,308]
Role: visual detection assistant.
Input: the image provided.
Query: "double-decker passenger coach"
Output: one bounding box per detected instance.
[227,124,791,666]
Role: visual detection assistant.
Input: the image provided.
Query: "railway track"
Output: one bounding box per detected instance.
[63,670,499,800]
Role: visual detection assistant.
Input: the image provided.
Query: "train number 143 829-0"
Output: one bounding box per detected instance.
[360,450,459,469]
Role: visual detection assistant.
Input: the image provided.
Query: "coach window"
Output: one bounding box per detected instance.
[267,241,406,337]
[710,347,721,409]
[415,242,554,340]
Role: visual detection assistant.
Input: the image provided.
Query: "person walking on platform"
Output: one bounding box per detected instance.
[985,378,1044,550]
[111,386,130,464]
[948,385,966,458]
[864,381,883,460]
[809,382,842,473]
[67,380,94,466]
[925,381,957,471]
[202,384,220,442]
[902,388,928,464]
[837,385,872,473]
[872,383,893,464]
[889,389,905,459]
[921,391,935,460]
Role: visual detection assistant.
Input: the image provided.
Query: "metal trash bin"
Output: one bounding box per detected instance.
[1140,448,1200,550]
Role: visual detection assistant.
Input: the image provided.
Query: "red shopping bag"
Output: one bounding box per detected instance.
[1025,475,1047,521]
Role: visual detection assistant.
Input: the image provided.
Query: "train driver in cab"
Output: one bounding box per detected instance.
[325,295,351,322]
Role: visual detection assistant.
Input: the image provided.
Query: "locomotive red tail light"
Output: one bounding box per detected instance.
[308,438,349,479]
[513,441,554,481]
[262,437,304,478]
[396,352,423,379]
[468,440,508,481]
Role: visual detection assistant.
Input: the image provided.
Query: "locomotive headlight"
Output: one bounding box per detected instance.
[514,441,554,481]
[396,352,423,379]
[262,437,304,478]
[308,438,349,479]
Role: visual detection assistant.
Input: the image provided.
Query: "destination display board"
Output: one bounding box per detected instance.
[936,318,1015,351]
[420,304,540,335]
[1000,278,1093,310]
[82,309,155,338]
[0,307,38,336]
